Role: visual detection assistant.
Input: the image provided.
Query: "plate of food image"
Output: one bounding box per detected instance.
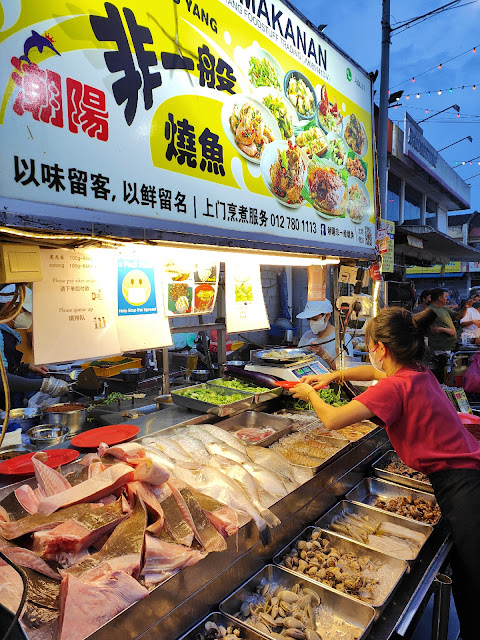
[242,45,284,92]
[294,125,328,159]
[343,113,368,157]
[302,158,348,219]
[347,176,371,223]
[326,132,348,169]
[346,151,368,182]
[284,70,317,120]
[194,284,216,313]
[221,94,281,163]
[260,139,308,208]
[168,282,192,314]
[253,86,298,141]
[316,84,343,134]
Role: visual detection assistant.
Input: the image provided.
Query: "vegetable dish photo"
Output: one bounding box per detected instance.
[285,71,316,118]
[295,126,328,159]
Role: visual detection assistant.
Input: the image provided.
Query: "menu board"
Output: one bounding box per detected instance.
[225,262,269,333]
[0,0,375,255]
[164,259,219,316]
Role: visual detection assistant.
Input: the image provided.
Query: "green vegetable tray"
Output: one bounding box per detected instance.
[171,383,255,417]
[207,378,282,404]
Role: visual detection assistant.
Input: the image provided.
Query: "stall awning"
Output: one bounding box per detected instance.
[395,225,480,266]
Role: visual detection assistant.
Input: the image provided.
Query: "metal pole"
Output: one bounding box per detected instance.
[378,0,391,219]
[431,573,452,640]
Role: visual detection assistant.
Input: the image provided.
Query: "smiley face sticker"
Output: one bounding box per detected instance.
[118,261,157,316]
[121,269,151,305]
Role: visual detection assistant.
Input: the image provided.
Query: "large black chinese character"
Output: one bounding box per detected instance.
[199,128,225,176]
[68,168,87,196]
[14,156,39,186]
[123,181,139,204]
[90,3,161,126]
[174,191,186,213]
[197,45,215,89]
[91,172,110,199]
[165,113,196,168]
[41,163,65,191]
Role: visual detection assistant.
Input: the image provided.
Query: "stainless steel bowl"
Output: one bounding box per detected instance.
[121,368,147,382]
[27,424,70,448]
[0,444,36,460]
[42,403,87,435]
[190,369,209,382]
[227,360,246,366]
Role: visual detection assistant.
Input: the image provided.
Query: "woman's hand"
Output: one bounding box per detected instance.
[300,373,336,388]
[291,382,315,402]
[28,364,49,376]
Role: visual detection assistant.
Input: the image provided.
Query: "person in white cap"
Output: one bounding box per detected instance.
[296,299,352,369]
[0,284,69,407]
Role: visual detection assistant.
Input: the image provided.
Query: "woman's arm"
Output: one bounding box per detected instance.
[301,364,385,388]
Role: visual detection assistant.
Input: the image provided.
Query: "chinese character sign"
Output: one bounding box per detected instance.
[0,1,375,254]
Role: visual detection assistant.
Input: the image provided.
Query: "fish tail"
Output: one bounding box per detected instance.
[260,508,281,529]
[259,522,271,546]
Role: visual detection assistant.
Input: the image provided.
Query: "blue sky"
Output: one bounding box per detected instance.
[294,0,480,213]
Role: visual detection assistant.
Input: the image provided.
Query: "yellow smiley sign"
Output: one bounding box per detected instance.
[121,269,151,306]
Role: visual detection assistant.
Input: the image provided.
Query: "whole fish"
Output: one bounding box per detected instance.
[242,461,292,499]
[205,441,250,464]
[143,445,175,472]
[197,424,247,453]
[246,445,298,483]
[173,462,280,545]
[186,426,226,447]
[168,433,211,465]
[152,437,192,462]
[209,455,275,511]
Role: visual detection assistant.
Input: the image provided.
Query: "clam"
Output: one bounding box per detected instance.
[277,590,299,604]
[283,616,305,630]
[305,630,323,640]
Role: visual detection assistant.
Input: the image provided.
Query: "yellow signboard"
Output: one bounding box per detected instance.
[0,0,375,252]
[380,219,395,273]
[406,262,462,275]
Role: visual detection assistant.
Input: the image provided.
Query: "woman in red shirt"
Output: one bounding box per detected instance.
[292,307,480,640]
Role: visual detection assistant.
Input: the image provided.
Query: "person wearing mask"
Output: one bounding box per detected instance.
[296,300,352,370]
[0,285,69,407]
[412,289,430,314]
[427,288,458,352]
[291,307,480,640]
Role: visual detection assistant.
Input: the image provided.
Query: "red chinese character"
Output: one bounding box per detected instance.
[11,58,63,127]
[66,78,108,141]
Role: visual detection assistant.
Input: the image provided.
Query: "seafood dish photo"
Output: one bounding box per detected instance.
[259,90,296,140]
[169,282,192,314]
[264,140,307,206]
[194,284,216,313]
[295,127,328,159]
[286,72,316,118]
[276,527,406,607]
[348,178,370,223]
[327,134,348,168]
[316,84,343,134]
[229,101,275,161]
[346,155,367,181]
[248,55,282,91]
[306,161,348,217]
[344,113,367,156]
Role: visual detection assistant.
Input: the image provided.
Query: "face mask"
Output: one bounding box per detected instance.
[369,346,384,372]
[14,311,32,330]
[309,316,328,334]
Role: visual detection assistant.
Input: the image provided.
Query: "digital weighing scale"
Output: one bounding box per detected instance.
[245,354,330,382]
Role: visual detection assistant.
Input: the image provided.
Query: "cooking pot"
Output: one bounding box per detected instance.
[42,403,87,435]
[0,444,36,461]
[121,368,147,383]
[190,369,209,382]
[27,424,70,448]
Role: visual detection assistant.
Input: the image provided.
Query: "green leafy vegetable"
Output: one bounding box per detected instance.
[177,387,249,404]
[211,379,268,393]
[283,387,348,410]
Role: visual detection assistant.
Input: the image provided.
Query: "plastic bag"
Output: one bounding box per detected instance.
[462,353,480,393]
[28,392,61,409]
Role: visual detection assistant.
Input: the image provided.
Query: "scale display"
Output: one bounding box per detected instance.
[245,357,330,382]
[291,361,330,379]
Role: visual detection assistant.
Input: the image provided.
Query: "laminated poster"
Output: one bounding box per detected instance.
[164,259,219,316]
[225,262,269,333]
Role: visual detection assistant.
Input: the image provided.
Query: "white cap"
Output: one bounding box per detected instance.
[296,299,333,319]
[0,285,33,312]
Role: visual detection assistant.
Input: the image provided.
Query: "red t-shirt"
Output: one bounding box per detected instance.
[355,365,480,474]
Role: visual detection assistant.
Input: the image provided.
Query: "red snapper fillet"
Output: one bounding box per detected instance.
[142,534,206,585]
[36,463,134,516]
[57,570,148,640]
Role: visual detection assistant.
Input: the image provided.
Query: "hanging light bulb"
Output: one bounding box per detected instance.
[406,95,410,100]
[416,93,420,98]
[457,113,460,118]
[474,47,477,53]
[425,109,429,114]
[438,63,442,69]
[412,77,415,82]
[449,88,453,93]
[438,90,442,95]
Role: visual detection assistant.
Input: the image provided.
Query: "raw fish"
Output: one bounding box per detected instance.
[209,455,276,510]
[0,562,23,613]
[186,426,226,447]
[152,437,192,462]
[0,497,127,540]
[128,481,164,531]
[0,489,29,522]
[142,534,206,585]
[32,452,72,496]
[205,441,250,464]
[0,539,59,579]
[197,424,247,453]
[14,484,40,514]
[159,493,194,547]
[173,463,279,544]
[65,498,147,579]
[168,432,211,464]
[167,481,227,552]
[132,458,170,485]
[97,441,145,461]
[242,461,293,498]
[58,570,148,640]
[246,445,298,483]
[36,463,134,516]
[142,445,175,472]
[192,491,239,538]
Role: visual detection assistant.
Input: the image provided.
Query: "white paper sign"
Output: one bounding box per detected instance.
[33,248,120,364]
[225,262,269,333]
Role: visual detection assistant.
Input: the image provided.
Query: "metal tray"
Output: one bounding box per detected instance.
[207,379,283,404]
[372,449,433,493]
[272,526,407,615]
[345,477,441,526]
[177,611,266,640]
[171,383,255,417]
[220,564,375,640]
[216,411,293,447]
[253,347,311,363]
[315,500,433,563]
[270,432,350,473]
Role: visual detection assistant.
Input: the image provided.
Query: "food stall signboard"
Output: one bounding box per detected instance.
[380,219,395,273]
[0,0,375,254]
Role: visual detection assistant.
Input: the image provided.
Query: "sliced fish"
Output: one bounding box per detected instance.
[32,452,72,497]
[160,493,194,547]
[192,491,239,538]
[0,539,59,579]
[142,534,206,586]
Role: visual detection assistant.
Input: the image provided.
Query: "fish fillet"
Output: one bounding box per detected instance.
[142,534,206,585]
[0,540,59,579]
[193,492,239,538]
[14,484,40,514]
[174,484,227,552]
[159,493,194,546]
[32,452,72,497]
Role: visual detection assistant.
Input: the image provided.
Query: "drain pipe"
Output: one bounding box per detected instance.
[431,573,452,640]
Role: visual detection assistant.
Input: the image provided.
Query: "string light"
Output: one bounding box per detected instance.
[416,93,420,98]
[438,63,442,69]
[402,83,478,100]
[412,77,415,82]
[438,90,442,95]
[474,47,477,53]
